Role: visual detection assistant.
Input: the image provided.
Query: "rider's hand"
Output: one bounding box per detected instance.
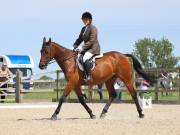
[73,44,78,52]
[73,47,78,52]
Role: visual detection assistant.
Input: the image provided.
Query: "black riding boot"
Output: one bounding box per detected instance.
[84,60,92,82]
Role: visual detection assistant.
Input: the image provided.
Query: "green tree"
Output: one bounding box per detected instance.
[133,38,155,67]
[39,75,53,80]
[133,37,179,68]
[151,38,178,68]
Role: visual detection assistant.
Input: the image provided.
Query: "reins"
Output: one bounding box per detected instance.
[42,42,78,66]
[48,51,77,65]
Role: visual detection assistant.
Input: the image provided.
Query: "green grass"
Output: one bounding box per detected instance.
[23,92,57,101]
[20,89,180,102]
[157,92,180,100]
[2,88,180,103]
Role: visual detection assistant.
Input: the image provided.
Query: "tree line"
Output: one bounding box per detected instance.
[133,37,179,68]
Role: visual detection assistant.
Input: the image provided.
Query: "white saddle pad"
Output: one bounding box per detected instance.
[77,53,103,71]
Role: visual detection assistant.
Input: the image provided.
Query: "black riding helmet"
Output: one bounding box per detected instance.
[81,12,92,20]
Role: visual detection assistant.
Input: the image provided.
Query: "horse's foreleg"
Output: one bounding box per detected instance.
[51,94,66,120]
[100,78,116,119]
[51,83,73,120]
[75,87,96,119]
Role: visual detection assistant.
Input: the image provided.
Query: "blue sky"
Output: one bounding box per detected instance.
[0,0,180,73]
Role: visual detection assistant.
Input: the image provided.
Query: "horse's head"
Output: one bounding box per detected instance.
[39,37,54,69]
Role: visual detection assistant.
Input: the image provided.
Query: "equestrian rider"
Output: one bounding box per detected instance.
[0,63,12,103]
[73,12,101,81]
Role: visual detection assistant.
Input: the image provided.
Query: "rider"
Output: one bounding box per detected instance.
[0,63,12,103]
[73,12,100,81]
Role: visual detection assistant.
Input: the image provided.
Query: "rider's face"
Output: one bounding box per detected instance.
[82,18,91,25]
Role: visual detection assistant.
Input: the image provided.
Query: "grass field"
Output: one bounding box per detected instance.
[20,89,180,102]
[3,88,180,103]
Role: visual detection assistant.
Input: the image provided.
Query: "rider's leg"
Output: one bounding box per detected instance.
[0,91,5,103]
[0,85,7,103]
[83,52,93,81]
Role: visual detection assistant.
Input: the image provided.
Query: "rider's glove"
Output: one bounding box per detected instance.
[73,44,77,48]
[73,44,78,52]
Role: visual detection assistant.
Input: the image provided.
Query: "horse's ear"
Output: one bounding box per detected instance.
[48,38,52,43]
[43,37,46,43]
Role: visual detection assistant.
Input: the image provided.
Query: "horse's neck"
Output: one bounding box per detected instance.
[52,42,70,57]
[52,43,74,71]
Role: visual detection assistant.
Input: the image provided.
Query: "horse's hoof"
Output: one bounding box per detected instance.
[50,115,57,121]
[100,113,106,119]
[90,114,96,119]
[139,114,145,118]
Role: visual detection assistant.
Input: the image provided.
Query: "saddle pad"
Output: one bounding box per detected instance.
[77,53,103,71]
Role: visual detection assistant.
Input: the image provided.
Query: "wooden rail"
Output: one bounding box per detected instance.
[52,88,180,103]
[1,68,180,104]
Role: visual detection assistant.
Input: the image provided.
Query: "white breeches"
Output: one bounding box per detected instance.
[83,52,93,62]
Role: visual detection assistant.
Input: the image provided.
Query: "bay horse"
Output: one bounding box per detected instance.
[39,37,151,120]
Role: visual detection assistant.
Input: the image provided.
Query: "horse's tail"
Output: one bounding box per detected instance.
[125,54,151,83]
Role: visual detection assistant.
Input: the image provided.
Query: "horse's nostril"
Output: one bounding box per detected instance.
[39,62,47,69]
[39,63,44,68]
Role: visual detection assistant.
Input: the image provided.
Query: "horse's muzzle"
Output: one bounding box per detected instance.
[39,62,47,70]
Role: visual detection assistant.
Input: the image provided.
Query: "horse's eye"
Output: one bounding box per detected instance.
[45,50,48,54]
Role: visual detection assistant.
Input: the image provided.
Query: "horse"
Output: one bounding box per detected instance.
[39,37,151,120]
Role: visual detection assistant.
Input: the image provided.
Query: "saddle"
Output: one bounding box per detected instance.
[76,53,103,71]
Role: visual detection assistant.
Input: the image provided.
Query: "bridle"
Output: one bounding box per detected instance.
[41,45,53,66]
[41,44,78,67]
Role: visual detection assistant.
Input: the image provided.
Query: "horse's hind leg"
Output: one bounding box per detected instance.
[74,86,96,119]
[125,80,144,118]
[100,78,116,119]
[117,60,144,118]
